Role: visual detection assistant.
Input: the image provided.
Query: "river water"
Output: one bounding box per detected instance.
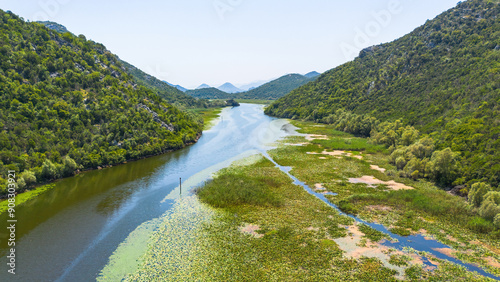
[0,104,294,281]
[0,103,498,281]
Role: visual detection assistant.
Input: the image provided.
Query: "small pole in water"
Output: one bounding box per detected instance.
[180,178,182,195]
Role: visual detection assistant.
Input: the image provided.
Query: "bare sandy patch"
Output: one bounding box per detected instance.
[307,150,364,160]
[349,176,414,191]
[314,183,326,190]
[370,165,386,173]
[239,224,263,238]
[305,134,329,141]
[306,226,320,232]
[319,157,327,159]
[432,248,456,258]
[286,142,309,146]
[333,224,420,277]
[365,205,392,212]
[471,240,500,255]
[485,257,500,268]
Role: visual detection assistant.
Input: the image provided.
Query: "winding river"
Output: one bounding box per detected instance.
[0,104,498,281]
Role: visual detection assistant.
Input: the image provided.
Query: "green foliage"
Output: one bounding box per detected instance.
[20,170,36,186]
[186,74,317,101]
[313,137,386,153]
[427,148,460,186]
[468,182,492,207]
[0,10,202,192]
[266,0,500,188]
[240,73,317,100]
[358,223,387,242]
[494,214,500,229]
[186,87,234,100]
[466,217,495,234]
[196,161,283,208]
[478,191,500,220]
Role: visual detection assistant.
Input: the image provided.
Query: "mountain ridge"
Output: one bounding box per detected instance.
[266,0,500,187]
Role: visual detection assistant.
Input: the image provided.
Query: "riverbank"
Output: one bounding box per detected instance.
[0,107,225,214]
[125,120,500,280]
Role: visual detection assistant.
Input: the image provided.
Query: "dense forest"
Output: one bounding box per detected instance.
[0,10,203,193]
[186,72,319,100]
[185,87,234,100]
[238,73,318,100]
[266,0,500,189]
[38,21,220,111]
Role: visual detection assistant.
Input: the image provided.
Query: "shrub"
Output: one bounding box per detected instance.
[478,191,500,220]
[467,217,494,233]
[20,170,36,186]
[468,182,492,207]
[427,148,460,186]
[41,159,58,180]
[494,214,500,229]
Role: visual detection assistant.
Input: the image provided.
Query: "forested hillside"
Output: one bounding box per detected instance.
[238,73,318,100]
[186,87,234,99]
[0,10,202,192]
[266,0,500,188]
[120,60,218,109]
[37,21,215,110]
[186,73,319,100]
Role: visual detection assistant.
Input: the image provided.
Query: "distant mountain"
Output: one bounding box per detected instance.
[164,81,188,92]
[186,87,234,100]
[120,61,210,108]
[218,82,243,93]
[304,71,320,78]
[197,84,211,89]
[266,0,500,187]
[238,73,317,100]
[37,21,70,34]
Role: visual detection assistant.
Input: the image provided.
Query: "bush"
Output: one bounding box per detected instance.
[16,177,26,191]
[427,148,460,186]
[478,191,500,220]
[468,182,492,207]
[41,159,58,180]
[494,214,500,229]
[467,217,494,233]
[20,170,36,186]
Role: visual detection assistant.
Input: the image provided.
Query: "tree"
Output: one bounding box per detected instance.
[427,148,460,186]
[468,182,492,207]
[41,159,58,180]
[479,191,500,221]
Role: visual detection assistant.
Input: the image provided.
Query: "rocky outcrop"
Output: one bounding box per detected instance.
[137,103,174,131]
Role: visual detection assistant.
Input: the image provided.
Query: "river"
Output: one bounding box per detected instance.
[1,103,498,281]
[0,104,294,281]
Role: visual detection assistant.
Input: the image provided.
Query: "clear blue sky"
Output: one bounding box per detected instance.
[1,0,459,89]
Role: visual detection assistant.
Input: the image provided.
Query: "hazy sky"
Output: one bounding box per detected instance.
[1,0,459,89]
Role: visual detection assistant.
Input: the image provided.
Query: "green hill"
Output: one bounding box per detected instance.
[238,73,317,100]
[186,87,235,99]
[266,0,500,187]
[186,73,319,100]
[0,10,203,192]
[37,20,211,110]
[120,60,212,109]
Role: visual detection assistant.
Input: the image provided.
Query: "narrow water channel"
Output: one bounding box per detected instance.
[261,152,500,281]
